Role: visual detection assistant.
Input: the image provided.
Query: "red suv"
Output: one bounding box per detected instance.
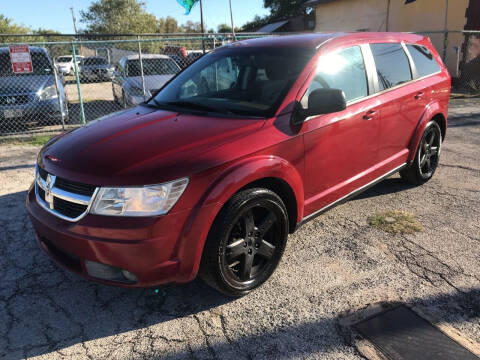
[27,33,450,296]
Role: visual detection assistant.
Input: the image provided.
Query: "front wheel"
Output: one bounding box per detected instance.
[200,188,289,297]
[400,120,442,185]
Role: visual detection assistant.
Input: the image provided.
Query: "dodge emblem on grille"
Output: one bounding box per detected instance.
[45,174,56,209]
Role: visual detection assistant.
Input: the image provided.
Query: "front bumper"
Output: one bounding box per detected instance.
[26,185,194,287]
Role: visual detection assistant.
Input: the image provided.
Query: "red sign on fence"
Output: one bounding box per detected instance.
[9,45,33,73]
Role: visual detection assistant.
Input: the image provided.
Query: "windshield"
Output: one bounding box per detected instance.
[126,58,179,76]
[149,47,313,118]
[0,52,53,76]
[57,56,72,63]
[83,58,108,66]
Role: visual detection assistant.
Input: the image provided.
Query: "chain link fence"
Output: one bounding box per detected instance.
[0,31,478,140]
[0,34,262,139]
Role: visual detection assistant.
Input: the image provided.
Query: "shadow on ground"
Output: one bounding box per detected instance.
[1,179,479,359]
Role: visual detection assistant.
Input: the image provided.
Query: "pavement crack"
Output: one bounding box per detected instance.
[193,314,219,360]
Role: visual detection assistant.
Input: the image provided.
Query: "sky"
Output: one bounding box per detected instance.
[1,0,270,33]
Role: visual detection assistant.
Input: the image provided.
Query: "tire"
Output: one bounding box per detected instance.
[400,120,442,185]
[200,188,289,297]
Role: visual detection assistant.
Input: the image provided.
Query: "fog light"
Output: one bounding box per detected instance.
[121,269,138,282]
[85,260,138,283]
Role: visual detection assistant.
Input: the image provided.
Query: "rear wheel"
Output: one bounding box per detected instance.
[400,120,442,185]
[200,188,289,297]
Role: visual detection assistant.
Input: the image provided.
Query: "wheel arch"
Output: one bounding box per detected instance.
[408,101,447,163]
[174,156,304,283]
[235,177,298,234]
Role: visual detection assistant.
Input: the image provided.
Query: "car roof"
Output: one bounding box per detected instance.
[230,32,428,50]
[0,46,48,54]
[124,54,171,60]
[84,56,107,60]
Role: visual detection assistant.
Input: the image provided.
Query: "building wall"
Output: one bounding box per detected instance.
[314,0,388,32]
[313,0,469,74]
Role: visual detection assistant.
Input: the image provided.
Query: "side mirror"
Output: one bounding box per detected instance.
[291,88,346,126]
[307,88,346,116]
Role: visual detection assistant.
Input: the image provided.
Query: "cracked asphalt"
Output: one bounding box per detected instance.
[0,98,479,359]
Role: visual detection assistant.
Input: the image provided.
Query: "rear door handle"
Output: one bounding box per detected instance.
[363,110,378,121]
[415,91,425,100]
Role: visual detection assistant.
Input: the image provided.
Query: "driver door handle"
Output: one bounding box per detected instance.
[415,91,425,100]
[363,110,378,121]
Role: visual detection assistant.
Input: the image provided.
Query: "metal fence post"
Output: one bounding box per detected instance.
[137,36,147,102]
[71,41,86,125]
[52,60,66,131]
[443,31,449,63]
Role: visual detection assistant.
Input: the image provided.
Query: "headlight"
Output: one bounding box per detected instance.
[90,178,189,216]
[129,87,149,97]
[38,84,58,100]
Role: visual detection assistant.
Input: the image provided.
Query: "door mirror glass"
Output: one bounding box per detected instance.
[307,88,346,116]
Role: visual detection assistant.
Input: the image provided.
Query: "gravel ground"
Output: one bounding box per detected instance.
[0,99,479,360]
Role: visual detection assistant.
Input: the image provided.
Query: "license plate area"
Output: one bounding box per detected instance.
[4,109,23,118]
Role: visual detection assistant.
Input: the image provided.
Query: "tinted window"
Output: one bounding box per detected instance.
[151,47,314,118]
[406,44,441,78]
[126,58,180,76]
[371,43,412,91]
[57,56,72,62]
[302,46,368,106]
[84,58,108,66]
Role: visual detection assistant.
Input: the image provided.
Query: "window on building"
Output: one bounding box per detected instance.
[370,43,412,91]
[406,44,441,78]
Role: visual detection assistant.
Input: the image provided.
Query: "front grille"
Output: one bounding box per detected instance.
[53,197,88,219]
[35,166,97,221]
[38,166,95,196]
[38,186,45,201]
[55,177,96,196]
[0,94,30,106]
[38,166,48,180]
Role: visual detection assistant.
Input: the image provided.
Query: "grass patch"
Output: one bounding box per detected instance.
[0,135,53,146]
[368,210,423,235]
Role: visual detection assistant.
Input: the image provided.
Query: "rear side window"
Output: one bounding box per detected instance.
[370,43,412,91]
[302,46,368,106]
[406,44,441,78]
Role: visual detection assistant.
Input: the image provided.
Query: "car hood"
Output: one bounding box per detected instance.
[0,75,52,94]
[126,75,174,92]
[39,106,265,186]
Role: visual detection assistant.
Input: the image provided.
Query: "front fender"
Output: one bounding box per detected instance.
[174,155,304,283]
[407,100,447,163]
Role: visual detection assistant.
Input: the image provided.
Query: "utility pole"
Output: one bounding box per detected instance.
[70,7,78,36]
[200,0,205,53]
[229,0,236,39]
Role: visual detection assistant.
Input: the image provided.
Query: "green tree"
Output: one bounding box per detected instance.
[158,16,180,34]
[0,14,30,35]
[180,20,202,33]
[80,0,158,34]
[241,0,309,31]
[263,0,308,19]
[216,23,240,33]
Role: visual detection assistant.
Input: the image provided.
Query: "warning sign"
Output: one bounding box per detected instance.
[9,45,33,73]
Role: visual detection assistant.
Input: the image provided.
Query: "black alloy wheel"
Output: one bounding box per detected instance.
[400,120,442,185]
[417,123,441,179]
[200,188,288,297]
